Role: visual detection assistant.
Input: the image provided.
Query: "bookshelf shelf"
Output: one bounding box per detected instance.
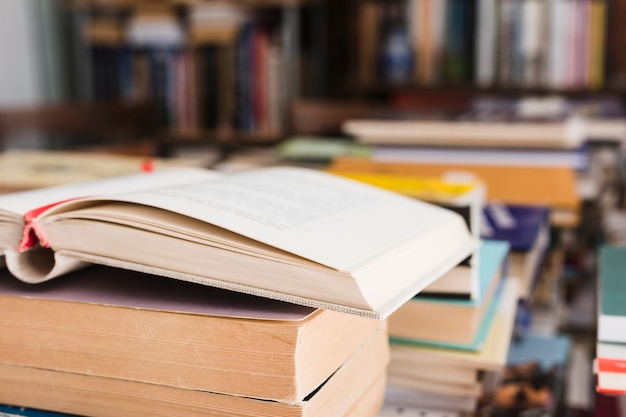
[162,129,283,145]
[66,0,314,10]
[338,82,626,100]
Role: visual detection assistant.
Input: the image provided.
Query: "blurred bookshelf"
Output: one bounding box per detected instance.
[60,0,626,146]
[62,0,329,148]
[324,0,626,99]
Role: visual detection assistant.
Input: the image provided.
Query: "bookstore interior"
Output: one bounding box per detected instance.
[3,0,626,416]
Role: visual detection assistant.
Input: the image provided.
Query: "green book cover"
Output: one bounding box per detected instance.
[598,245,626,343]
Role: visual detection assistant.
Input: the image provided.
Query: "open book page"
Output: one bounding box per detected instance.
[0,168,220,282]
[0,168,218,252]
[0,167,219,216]
[40,167,472,273]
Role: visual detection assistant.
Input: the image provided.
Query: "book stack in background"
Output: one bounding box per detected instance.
[595,245,626,395]
[329,156,580,229]
[328,160,565,415]
[481,202,555,335]
[481,203,552,302]
[382,240,520,416]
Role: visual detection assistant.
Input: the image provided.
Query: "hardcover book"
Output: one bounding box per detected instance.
[481,203,551,299]
[597,245,626,344]
[0,166,477,319]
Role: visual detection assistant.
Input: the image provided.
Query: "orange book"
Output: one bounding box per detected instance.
[329,157,581,227]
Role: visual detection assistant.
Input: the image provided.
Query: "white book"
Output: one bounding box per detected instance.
[0,167,476,319]
[521,0,543,86]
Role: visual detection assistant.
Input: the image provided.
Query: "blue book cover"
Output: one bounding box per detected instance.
[0,405,75,417]
[481,203,550,251]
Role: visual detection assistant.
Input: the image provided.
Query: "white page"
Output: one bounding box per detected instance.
[0,168,218,215]
[42,167,465,272]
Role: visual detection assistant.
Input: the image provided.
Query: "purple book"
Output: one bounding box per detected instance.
[481,203,550,251]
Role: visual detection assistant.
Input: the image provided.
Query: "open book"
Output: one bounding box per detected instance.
[0,166,477,319]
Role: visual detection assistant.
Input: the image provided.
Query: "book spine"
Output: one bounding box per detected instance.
[597,357,626,373]
[475,0,498,86]
[237,22,254,132]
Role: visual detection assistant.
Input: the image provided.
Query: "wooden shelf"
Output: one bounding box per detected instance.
[159,129,283,146]
[340,80,626,99]
[65,0,313,10]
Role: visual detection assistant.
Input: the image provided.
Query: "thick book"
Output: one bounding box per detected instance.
[597,245,626,344]
[0,320,389,417]
[327,168,485,299]
[389,276,519,365]
[481,203,551,299]
[0,166,476,319]
[388,240,509,348]
[0,264,382,403]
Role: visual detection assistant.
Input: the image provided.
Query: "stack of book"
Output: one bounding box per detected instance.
[0,166,478,416]
[0,265,388,416]
[384,240,520,415]
[595,245,626,395]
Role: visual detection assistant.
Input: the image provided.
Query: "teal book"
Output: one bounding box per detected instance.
[388,240,510,350]
[598,245,626,343]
